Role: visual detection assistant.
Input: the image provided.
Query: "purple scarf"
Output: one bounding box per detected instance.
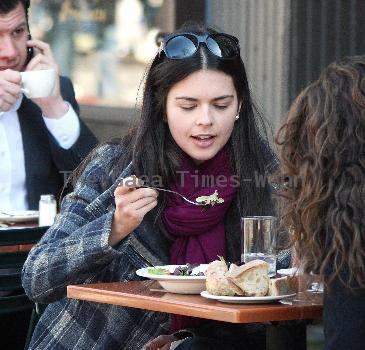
[162,148,237,332]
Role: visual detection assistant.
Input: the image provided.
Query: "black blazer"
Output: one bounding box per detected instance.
[18,76,98,209]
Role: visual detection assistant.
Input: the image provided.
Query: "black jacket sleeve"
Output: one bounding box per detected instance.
[47,76,98,171]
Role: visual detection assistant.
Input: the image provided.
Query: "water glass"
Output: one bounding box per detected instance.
[241,216,277,277]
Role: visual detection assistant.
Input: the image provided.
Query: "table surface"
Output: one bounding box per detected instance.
[67,280,323,323]
[0,222,47,252]
[0,221,39,230]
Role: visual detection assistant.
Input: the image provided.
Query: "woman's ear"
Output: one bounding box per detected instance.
[238,101,242,114]
[235,102,242,121]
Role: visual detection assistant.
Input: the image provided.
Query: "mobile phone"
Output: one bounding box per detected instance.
[25,34,34,65]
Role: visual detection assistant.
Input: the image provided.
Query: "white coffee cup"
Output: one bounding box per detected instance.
[20,68,56,98]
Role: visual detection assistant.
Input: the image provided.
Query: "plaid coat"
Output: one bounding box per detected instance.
[22,144,290,349]
[22,145,171,349]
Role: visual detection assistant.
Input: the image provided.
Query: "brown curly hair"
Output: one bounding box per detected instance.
[275,55,365,289]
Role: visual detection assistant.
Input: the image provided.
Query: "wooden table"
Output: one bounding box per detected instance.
[68,280,323,350]
[0,223,48,251]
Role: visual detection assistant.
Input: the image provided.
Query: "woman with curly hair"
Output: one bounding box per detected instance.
[276,55,365,349]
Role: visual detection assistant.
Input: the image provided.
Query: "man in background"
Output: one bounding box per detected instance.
[0,0,98,211]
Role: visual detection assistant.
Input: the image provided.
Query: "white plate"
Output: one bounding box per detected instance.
[0,210,39,223]
[136,265,207,294]
[277,267,299,276]
[200,291,296,304]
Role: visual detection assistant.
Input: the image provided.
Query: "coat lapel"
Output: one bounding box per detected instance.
[18,97,49,208]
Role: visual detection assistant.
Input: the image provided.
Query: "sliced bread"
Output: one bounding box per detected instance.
[206,261,244,296]
[226,260,270,297]
[268,276,298,296]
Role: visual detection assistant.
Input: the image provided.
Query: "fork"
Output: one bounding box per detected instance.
[118,182,204,206]
[141,186,206,206]
[140,185,207,205]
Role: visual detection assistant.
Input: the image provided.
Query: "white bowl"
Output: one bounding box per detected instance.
[136,265,207,294]
[158,279,206,294]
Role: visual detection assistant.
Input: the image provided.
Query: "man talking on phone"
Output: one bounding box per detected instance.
[0,0,98,211]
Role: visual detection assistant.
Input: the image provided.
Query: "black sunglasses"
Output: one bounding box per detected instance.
[160,32,240,60]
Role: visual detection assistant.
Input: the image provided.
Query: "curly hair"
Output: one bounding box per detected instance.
[275,55,365,289]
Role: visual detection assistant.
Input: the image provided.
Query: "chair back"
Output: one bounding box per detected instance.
[0,226,48,314]
[0,226,47,246]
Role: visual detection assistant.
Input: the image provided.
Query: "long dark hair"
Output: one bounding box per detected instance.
[275,55,365,289]
[79,23,274,221]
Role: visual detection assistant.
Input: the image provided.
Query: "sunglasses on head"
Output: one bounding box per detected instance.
[159,32,240,60]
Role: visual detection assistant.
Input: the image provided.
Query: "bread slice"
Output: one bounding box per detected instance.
[268,276,298,296]
[226,260,269,297]
[227,263,242,275]
[206,261,244,296]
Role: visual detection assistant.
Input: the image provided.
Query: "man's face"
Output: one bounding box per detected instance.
[0,3,28,71]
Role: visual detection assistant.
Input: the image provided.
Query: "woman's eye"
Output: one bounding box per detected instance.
[214,105,228,110]
[180,105,196,110]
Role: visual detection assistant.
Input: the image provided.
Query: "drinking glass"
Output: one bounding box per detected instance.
[241,216,277,277]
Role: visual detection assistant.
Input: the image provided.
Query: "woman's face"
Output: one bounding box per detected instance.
[166,70,240,164]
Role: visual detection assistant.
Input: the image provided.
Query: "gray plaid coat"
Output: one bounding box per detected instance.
[22,144,290,349]
[22,145,171,349]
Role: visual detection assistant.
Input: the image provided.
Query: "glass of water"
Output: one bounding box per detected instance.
[241,216,277,277]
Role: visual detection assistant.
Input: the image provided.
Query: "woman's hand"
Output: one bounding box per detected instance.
[108,176,158,246]
[143,334,179,350]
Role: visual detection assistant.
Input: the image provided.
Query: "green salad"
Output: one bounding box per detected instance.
[147,264,205,276]
[147,267,169,275]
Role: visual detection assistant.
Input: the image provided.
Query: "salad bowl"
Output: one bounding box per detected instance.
[136,264,207,294]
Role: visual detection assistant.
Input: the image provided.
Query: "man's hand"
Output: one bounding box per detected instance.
[25,38,68,118]
[143,335,179,350]
[109,176,158,246]
[0,69,22,113]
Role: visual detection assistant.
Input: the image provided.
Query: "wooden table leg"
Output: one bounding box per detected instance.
[266,321,307,350]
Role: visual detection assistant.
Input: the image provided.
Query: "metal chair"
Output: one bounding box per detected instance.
[0,225,47,349]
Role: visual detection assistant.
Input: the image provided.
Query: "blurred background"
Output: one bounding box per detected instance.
[29,0,365,143]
